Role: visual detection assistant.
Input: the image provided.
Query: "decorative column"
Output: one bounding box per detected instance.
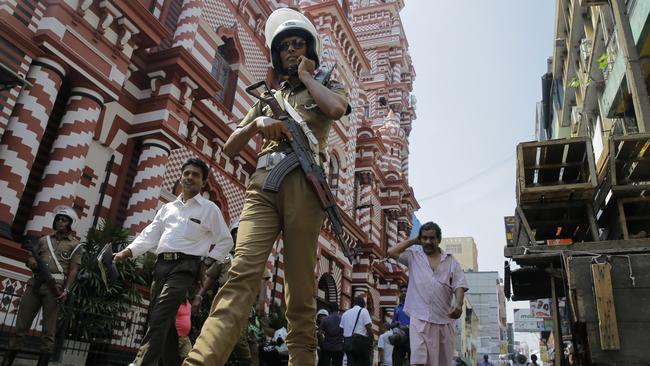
[385,209,399,249]
[171,0,204,50]
[0,58,66,238]
[123,139,171,235]
[23,87,104,239]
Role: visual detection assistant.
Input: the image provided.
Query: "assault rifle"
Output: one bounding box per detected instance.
[245,68,354,263]
[26,240,63,298]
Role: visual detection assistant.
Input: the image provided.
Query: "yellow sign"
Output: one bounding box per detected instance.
[499,341,508,354]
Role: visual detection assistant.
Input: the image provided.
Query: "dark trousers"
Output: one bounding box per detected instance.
[392,328,410,366]
[317,349,343,366]
[392,343,409,366]
[132,257,199,366]
[343,338,371,366]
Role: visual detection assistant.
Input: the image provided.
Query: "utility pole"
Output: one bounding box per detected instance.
[610,0,650,133]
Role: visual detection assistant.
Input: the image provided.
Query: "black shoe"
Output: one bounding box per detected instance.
[1,350,17,366]
[36,353,50,366]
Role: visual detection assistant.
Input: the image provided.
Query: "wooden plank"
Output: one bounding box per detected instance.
[585,136,598,187]
[539,144,564,183]
[591,262,621,350]
[617,200,629,240]
[588,202,599,241]
[550,270,562,366]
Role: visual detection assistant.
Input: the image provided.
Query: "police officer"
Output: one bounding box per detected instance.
[185,7,349,366]
[2,206,82,366]
[192,220,272,366]
[114,157,233,366]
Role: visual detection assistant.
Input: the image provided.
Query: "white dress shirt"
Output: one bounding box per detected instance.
[377,330,394,366]
[126,193,233,261]
[340,305,372,337]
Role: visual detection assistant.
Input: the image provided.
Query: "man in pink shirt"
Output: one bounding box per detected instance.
[387,222,468,366]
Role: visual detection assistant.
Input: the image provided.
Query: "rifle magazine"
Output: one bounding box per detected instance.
[263,153,300,192]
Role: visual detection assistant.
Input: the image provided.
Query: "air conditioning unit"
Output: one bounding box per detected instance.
[580,0,608,7]
[579,38,592,66]
[571,106,583,135]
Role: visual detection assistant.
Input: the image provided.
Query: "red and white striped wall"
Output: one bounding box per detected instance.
[172,0,204,50]
[123,139,171,235]
[23,87,104,238]
[0,58,66,234]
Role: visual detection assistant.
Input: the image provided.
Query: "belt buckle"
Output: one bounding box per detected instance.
[163,253,175,261]
[266,152,286,170]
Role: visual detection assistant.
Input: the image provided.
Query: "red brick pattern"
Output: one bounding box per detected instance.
[123,139,171,235]
[0,58,65,228]
[24,88,103,237]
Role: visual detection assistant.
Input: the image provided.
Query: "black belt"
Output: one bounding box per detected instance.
[157,252,201,261]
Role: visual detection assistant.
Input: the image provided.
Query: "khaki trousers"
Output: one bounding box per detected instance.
[185,169,324,366]
[9,279,61,353]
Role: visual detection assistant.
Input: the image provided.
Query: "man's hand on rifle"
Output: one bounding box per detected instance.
[56,287,70,303]
[26,257,38,271]
[255,116,293,141]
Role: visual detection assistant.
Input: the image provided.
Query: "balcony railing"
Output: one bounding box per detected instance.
[0,290,145,365]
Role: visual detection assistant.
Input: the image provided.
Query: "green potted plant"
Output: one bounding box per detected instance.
[62,221,147,364]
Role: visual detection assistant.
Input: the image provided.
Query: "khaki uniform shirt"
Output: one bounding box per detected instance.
[34,234,82,282]
[237,77,348,157]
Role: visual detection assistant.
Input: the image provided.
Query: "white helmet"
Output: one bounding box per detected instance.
[316,309,329,318]
[264,8,321,73]
[52,205,78,230]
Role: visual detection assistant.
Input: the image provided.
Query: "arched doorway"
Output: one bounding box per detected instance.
[317,273,338,310]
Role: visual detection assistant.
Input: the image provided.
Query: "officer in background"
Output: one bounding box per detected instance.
[2,206,82,366]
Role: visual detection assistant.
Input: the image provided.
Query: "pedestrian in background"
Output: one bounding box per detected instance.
[388,221,469,366]
[377,322,394,366]
[114,157,233,366]
[391,284,410,366]
[340,296,373,366]
[318,306,344,366]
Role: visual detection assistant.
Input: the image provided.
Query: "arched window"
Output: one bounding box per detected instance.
[328,154,340,189]
[212,28,244,112]
[318,273,338,309]
[211,45,236,110]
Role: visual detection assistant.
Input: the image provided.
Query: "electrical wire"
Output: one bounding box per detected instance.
[416,153,516,202]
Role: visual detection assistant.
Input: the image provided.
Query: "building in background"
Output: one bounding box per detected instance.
[507,2,650,365]
[440,236,479,272]
[465,271,506,362]
[455,296,479,366]
[0,0,417,358]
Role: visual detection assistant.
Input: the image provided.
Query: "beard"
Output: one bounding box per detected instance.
[285,65,298,76]
[422,244,439,255]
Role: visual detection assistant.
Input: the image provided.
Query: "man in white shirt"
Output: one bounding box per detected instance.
[340,296,373,366]
[377,322,393,366]
[114,157,233,366]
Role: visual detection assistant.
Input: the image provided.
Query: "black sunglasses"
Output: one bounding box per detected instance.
[276,39,306,52]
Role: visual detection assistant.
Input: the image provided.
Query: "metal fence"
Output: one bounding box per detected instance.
[0,290,146,365]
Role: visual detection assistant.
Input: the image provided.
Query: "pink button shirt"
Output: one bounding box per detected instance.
[398,246,468,325]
